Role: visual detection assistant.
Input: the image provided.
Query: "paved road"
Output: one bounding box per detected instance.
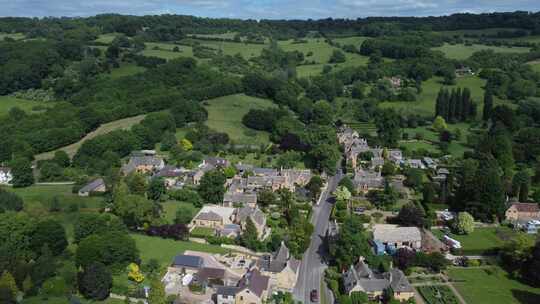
[293,169,343,304]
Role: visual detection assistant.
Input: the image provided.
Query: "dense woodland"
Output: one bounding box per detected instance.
[1,10,540,304]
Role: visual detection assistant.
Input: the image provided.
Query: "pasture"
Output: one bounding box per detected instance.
[0,95,56,117]
[432,43,530,60]
[35,114,147,160]
[108,63,146,79]
[448,266,540,304]
[203,94,276,145]
[379,76,487,118]
[0,32,25,40]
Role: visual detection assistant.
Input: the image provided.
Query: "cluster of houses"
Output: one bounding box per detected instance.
[163,243,300,304]
[505,202,540,234]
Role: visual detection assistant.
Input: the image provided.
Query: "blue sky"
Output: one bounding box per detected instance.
[1,0,539,19]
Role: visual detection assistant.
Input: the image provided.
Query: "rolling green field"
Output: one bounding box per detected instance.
[379,76,487,117]
[448,266,540,304]
[0,95,56,116]
[432,43,530,60]
[431,227,533,255]
[142,42,193,60]
[0,32,25,40]
[189,32,239,39]
[161,200,199,224]
[131,234,227,266]
[108,63,146,79]
[197,39,266,59]
[401,123,472,157]
[94,33,121,44]
[35,114,147,160]
[203,94,276,145]
[333,36,369,46]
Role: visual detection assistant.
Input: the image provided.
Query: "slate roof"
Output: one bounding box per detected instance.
[216,286,240,296]
[196,211,222,221]
[204,157,229,168]
[172,255,203,269]
[155,165,184,178]
[238,268,270,298]
[195,205,236,222]
[197,267,225,281]
[79,178,105,193]
[343,259,412,295]
[511,203,540,213]
[237,207,266,227]
[373,225,421,243]
[224,192,257,205]
[253,167,279,176]
[388,268,414,293]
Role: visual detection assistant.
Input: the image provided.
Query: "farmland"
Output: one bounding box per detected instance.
[202,93,277,145]
[432,43,530,60]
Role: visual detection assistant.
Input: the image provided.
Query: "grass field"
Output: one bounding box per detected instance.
[203,94,276,145]
[189,32,239,40]
[432,43,530,60]
[448,266,540,304]
[379,76,487,118]
[108,63,146,79]
[196,39,266,59]
[0,32,25,40]
[0,95,56,117]
[94,33,121,44]
[333,36,369,46]
[161,200,199,224]
[401,123,472,157]
[431,227,533,255]
[131,234,227,266]
[35,114,147,160]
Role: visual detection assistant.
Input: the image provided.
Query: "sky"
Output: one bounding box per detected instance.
[1,0,539,19]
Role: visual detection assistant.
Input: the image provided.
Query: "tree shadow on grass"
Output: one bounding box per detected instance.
[510,289,540,304]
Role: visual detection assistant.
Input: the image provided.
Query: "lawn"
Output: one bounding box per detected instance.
[333,36,369,46]
[191,227,216,238]
[432,43,530,60]
[401,123,473,157]
[203,93,276,145]
[448,266,540,304]
[131,234,227,266]
[35,114,147,160]
[0,95,56,117]
[417,285,460,304]
[379,76,487,118]
[431,227,533,255]
[161,200,199,224]
[189,32,239,40]
[108,63,146,79]
[94,33,121,44]
[195,39,266,59]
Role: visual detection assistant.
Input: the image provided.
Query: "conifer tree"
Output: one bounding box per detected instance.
[483,88,493,121]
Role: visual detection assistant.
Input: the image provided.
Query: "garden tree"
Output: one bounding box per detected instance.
[30,219,68,256]
[78,262,112,301]
[422,182,436,205]
[375,109,401,147]
[287,215,314,258]
[454,158,479,211]
[124,172,148,195]
[358,151,374,162]
[170,99,208,127]
[174,205,196,225]
[52,150,70,168]
[127,263,144,283]
[334,186,352,202]
[75,231,139,268]
[160,131,177,151]
[0,189,24,212]
[481,126,515,178]
[381,162,395,176]
[432,116,448,133]
[483,88,494,121]
[223,166,237,178]
[278,189,296,225]
[350,291,369,304]
[491,105,516,131]
[302,125,340,174]
[146,224,189,241]
[329,49,346,63]
[0,212,36,262]
[470,155,506,221]
[9,157,34,188]
[197,170,226,204]
[169,188,202,208]
[309,143,340,175]
[403,168,423,190]
[113,182,156,228]
[397,203,426,227]
[511,169,530,202]
[31,245,56,289]
[0,271,18,301]
[39,161,64,182]
[452,212,474,234]
[147,178,166,201]
[257,189,277,208]
[338,176,356,196]
[394,248,417,270]
[0,286,15,304]
[500,234,534,273]
[435,87,475,122]
[240,217,260,251]
[351,82,366,99]
[275,151,302,169]
[522,240,540,287]
[180,138,193,151]
[332,215,372,269]
[148,276,167,304]
[74,213,127,243]
[312,100,334,125]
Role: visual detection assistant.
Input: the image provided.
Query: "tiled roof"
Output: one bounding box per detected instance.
[172,255,203,268]
[79,178,105,193]
[238,269,270,298]
[512,203,540,213]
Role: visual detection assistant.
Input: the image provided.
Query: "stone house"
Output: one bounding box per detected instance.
[373,225,422,250]
[122,155,165,175]
[236,207,268,239]
[235,269,270,304]
[169,254,204,274]
[258,242,300,292]
[505,203,540,222]
[216,286,240,304]
[189,205,236,231]
[353,168,384,193]
[78,178,106,196]
[343,257,414,301]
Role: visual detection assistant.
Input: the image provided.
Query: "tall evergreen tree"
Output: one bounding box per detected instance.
[455,88,463,121]
[448,89,456,122]
[473,155,506,221]
[483,88,494,121]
